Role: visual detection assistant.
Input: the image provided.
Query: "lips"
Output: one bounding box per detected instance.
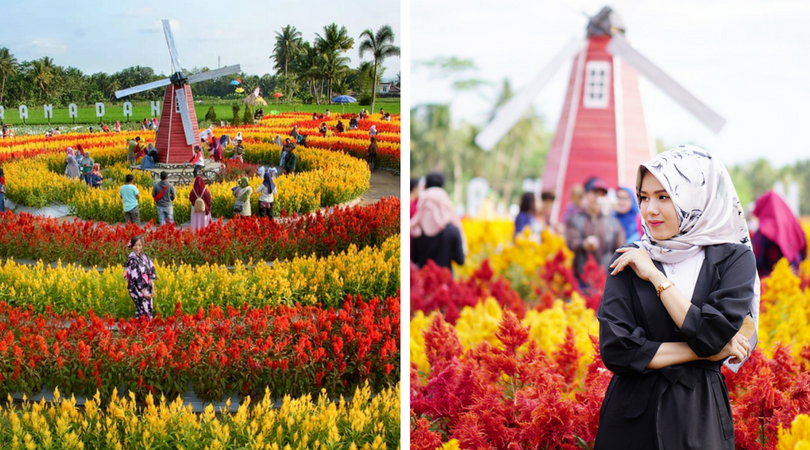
[649,220,664,228]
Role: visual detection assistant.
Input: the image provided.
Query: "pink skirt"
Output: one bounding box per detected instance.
[190,211,211,232]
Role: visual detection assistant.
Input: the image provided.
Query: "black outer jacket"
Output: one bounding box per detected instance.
[595,243,756,450]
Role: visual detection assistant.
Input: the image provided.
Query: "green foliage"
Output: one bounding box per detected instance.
[242,104,254,125]
[204,105,216,122]
[231,104,241,127]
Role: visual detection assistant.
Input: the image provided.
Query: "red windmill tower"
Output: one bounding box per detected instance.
[115,20,241,164]
[475,7,726,222]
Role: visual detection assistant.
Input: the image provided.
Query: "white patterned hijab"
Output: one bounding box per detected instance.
[636,145,760,360]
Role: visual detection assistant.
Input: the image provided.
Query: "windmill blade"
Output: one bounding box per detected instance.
[115,78,172,99]
[606,34,726,134]
[187,64,242,83]
[475,38,584,151]
[175,87,196,145]
[162,19,182,73]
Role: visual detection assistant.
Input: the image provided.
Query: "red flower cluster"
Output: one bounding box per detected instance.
[411,312,612,449]
[411,253,602,323]
[0,295,400,402]
[0,197,399,266]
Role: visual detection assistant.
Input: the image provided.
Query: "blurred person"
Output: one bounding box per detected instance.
[410,178,422,218]
[561,183,585,224]
[188,145,205,177]
[189,176,211,232]
[411,172,466,272]
[119,174,140,224]
[152,171,176,226]
[565,178,625,286]
[751,190,807,277]
[65,147,80,179]
[124,235,157,320]
[87,163,103,189]
[366,137,378,172]
[256,171,276,219]
[0,167,5,213]
[540,191,557,230]
[613,186,643,244]
[80,151,94,184]
[514,192,538,238]
[233,176,253,217]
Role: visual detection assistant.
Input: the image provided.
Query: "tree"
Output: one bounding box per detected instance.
[0,47,18,104]
[315,23,354,55]
[231,105,241,126]
[272,25,303,97]
[243,104,254,126]
[358,25,400,113]
[30,56,56,101]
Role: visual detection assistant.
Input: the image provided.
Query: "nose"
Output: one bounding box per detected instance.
[646,199,659,217]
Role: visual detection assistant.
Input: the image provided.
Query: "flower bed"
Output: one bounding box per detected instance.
[0,382,399,449]
[4,143,369,219]
[0,198,399,266]
[0,294,399,401]
[0,235,399,316]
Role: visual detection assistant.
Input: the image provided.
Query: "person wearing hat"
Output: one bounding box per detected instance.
[564,177,625,287]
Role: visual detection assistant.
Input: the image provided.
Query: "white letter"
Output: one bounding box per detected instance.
[44,104,53,119]
[19,105,28,119]
[151,101,161,117]
[95,102,105,117]
[0,106,4,120]
[68,103,78,118]
[123,101,133,117]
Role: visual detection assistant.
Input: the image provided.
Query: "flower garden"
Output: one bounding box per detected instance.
[410,219,810,450]
[0,112,401,448]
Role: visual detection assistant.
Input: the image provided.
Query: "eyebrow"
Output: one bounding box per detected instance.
[638,189,668,195]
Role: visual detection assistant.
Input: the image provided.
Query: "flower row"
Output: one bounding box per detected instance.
[0,382,399,450]
[0,198,399,267]
[0,235,399,316]
[0,294,399,401]
[4,143,369,217]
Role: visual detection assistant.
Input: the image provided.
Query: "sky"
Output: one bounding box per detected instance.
[3,0,401,81]
[411,0,810,167]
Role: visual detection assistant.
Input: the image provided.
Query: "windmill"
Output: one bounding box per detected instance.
[115,20,241,164]
[475,6,726,223]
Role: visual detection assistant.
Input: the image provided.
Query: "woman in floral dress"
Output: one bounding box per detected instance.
[123,236,157,320]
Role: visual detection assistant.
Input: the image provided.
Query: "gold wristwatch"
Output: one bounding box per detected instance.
[656,279,675,297]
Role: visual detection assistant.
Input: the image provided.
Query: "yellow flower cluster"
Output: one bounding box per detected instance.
[411,294,598,376]
[777,413,810,450]
[759,258,810,359]
[0,131,144,157]
[0,236,400,316]
[0,383,399,450]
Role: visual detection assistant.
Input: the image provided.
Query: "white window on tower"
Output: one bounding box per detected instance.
[583,61,611,109]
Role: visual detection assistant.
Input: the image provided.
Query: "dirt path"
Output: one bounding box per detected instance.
[356,170,400,207]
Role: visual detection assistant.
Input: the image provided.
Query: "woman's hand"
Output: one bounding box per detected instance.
[708,333,751,364]
[610,247,662,282]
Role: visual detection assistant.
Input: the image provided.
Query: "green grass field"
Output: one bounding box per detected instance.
[0,98,400,127]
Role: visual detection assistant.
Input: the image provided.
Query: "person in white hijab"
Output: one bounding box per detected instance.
[595,145,759,450]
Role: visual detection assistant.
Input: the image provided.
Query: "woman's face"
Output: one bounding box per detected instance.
[616,189,633,214]
[639,172,679,240]
[132,238,144,255]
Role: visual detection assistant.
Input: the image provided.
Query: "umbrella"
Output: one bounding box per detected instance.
[235,87,245,93]
[272,92,284,98]
[230,79,241,86]
[331,95,357,113]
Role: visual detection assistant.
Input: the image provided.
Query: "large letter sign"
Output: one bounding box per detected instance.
[95,103,105,118]
[0,106,4,120]
[68,104,78,118]
[123,102,133,118]
[19,105,28,120]
[44,104,54,119]
[151,101,161,117]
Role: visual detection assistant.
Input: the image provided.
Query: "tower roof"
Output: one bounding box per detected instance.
[587,6,625,37]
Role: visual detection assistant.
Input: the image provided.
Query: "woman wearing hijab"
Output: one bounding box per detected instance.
[123,235,157,320]
[255,171,276,219]
[368,124,377,137]
[751,190,807,277]
[189,176,212,232]
[613,185,642,244]
[233,176,253,217]
[65,147,80,179]
[87,163,103,188]
[513,192,538,239]
[410,172,467,273]
[596,145,759,450]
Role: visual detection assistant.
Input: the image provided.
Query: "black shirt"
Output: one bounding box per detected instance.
[411,224,465,272]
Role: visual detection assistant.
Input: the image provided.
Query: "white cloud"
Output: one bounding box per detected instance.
[31,39,67,53]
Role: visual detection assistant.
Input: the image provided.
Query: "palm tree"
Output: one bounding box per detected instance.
[315,23,354,55]
[320,51,351,100]
[0,47,17,104]
[272,25,303,97]
[30,57,55,101]
[358,25,400,114]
